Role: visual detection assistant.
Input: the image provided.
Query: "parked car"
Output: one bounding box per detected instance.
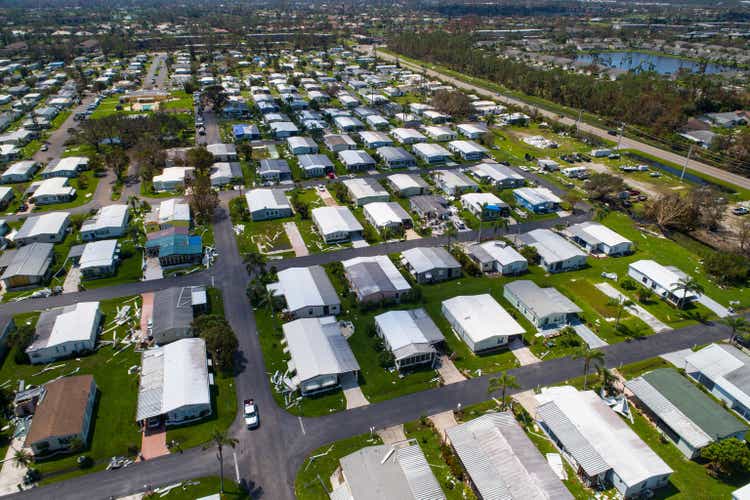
[733,207,749,216]
[244,399,259,429]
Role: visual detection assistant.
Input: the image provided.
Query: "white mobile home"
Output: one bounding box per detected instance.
[441,294,525,352]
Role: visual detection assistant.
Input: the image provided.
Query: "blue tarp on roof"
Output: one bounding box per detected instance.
[146,234,202,257]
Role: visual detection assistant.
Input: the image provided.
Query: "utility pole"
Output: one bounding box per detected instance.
[617,122,625,150]
[680,144,693,182]
[575,109,582,131]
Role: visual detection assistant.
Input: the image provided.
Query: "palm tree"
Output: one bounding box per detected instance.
[488,371,520,409]
[724,317,749,345]
[608,296,633,331]
[245,251,267,276]
[203,429,238,494]
[12,448,32,469]
[573,347,605,390]
[597,365,617,394]
[671,277,704,309]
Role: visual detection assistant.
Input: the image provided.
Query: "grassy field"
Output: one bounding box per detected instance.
[295,433,383,500]
[4,297,143,483]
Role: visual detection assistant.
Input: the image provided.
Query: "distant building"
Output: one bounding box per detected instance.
[0,242,54,289]
[513,187,561,213]
[469,162,525,189]
[628,260,696,307]
[311,206,363,244]
[14,212,70,245]
[343,178,389,207]
[386,173,430,198]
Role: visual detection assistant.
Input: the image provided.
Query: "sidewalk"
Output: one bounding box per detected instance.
[428,411,457,444]
[0,437,29,495]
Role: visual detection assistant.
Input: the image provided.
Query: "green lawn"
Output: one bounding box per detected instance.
[4,297,143,484]
[32,171,101,212]
[144,477,248,500]
[50,110,72,131]
[253,305,346,417]
[404,419,477,499]
[81,243,143,290]
[295,433,383,500]
[161,91,194,112]
[165,371,236,450]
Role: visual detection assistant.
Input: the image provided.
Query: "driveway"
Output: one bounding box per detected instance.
[143,257,163,281]
[436,355,466,384]
[595,282,671,333]
[283,222,309,257]
[510,338,540,366]
[697,294,731,318]
[140,427,169,460]
[140,292,154,340]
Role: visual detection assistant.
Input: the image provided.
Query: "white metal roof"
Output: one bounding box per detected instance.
[402,247,459,274]
[16,211,69,240]
[79,239,118,270]
[312,206,363,236]
[685,344,750,411]
[442,294,525,343]
[388,173,428,192]
[504,280,582,319]
[448,140,487,154]
[513,187,561,205]
[471,241,526,267]
[343,178,388,201]
[392,128,426,142]
[470,162,524,183]
[568,222,631,248]
[136,338,211,421]
[282,317,359,383]
[536,386,673,488]
[81,204,128,233]
[446,412,573,500]
[153,166,192,184]
[267,266,339,312]
[517,229,587,264]
[375,308,444,354]
[245,188,290,212]
[338,444,445,500]
[363,202,412,228]
[47,302,100,348]
[158,199,190,224]
[46,156,87,174]
[413,143,451,158]
[460,192,505,211]
[629,260,690,296]
[343,255,411,297]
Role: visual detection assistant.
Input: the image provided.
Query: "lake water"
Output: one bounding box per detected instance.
[575,51,732,75]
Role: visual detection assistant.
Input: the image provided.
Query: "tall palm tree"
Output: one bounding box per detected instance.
[203,429,238,494]
[724,317,749,345]
[573,347,605,390]
[671,277,704,309]
[12,448,32,469]
[608,296,633,332]
[488,371,520,409]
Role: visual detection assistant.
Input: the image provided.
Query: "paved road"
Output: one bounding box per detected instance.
[141,53,168,91]
[370,47,750,191]
[32,96,94,165]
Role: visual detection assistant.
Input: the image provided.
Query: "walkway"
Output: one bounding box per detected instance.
[595,282,672,333]
[318,187,338,207]
[140,292,154,340]
[283,222,309,257]
[62,267,81,294]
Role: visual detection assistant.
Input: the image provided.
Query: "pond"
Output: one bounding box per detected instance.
[575,51,733,75]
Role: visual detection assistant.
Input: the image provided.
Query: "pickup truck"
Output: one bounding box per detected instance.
[244,399,259,429]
